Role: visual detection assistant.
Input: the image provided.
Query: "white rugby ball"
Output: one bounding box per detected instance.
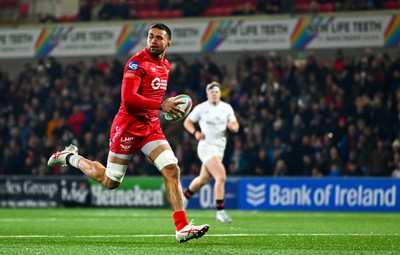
[163,94,193,123]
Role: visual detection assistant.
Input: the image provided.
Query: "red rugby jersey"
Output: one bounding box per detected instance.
[119,48,171,121]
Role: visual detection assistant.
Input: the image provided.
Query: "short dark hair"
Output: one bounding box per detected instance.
[149,23,172,40]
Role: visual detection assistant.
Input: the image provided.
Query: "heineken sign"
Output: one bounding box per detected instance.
[89,177,168,208]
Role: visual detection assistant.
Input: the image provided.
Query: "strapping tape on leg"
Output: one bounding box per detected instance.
[105,162,128,182]
[153,150,178,171]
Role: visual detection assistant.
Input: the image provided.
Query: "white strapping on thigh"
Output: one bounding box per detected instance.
[141,140,169,156]
[153,150,178,171]
[109,151,133,160]
[105,162,128,182]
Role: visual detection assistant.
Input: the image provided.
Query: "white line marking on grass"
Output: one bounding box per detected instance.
[0,233,399,238]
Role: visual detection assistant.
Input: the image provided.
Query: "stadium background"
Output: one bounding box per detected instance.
[0,0,400,211]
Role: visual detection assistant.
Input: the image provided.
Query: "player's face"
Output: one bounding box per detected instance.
[207,89,221,105]
[147,28,171,58]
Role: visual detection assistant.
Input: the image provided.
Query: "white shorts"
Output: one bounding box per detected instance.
[197,141,225,165]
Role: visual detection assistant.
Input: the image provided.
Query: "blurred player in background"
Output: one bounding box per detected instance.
[47,23,209,243]
[183,81,240,223]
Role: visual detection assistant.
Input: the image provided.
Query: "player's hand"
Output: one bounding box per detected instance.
[161,98,185,118]
[193,131,205,140]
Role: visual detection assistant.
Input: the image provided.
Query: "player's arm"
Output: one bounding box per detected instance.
[227,120,239,133]
[122,68,183,115]
[227,105,239,133]
[184,116,204,140]
[122,70,161,111]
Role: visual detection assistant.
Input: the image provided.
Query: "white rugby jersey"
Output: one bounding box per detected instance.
[188,100,237,149]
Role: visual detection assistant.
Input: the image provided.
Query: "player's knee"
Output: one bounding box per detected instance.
[154,150,178,172]
[105,162,127,184]
[161,164,180,180]
[103,180,120,190]
[214,174,227,183]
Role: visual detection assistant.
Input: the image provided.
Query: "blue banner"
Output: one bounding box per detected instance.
[181,177,238,209]
[238,178,400,212]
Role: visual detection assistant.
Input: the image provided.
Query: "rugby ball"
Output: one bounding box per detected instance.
[163,94,193,123]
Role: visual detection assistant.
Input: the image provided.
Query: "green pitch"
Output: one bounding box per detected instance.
[0,209,399,255]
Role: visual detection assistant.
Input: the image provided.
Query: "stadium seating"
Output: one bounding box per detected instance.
[383,1,400,9]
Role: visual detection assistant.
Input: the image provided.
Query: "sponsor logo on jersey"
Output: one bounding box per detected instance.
[127,61,139,71]
[151,77,167,90]
[120,137,134,142]
[125,73,135,78]
[120,144,132,150]
[120,136,134,151]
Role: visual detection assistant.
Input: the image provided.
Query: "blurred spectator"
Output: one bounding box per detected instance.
[344,151,364,176]
[37,12,58,23]
[256,0,280,14]
[229,137,248,175]
[392,160,400,178]
[182,0,208,17]
[285,131,305,176]
[327,146,343,177]
[98,0,116,20]
[370,138,393,176]
[115,0,135,20]
[273,159,287,176]
[77,0,92,21]
[250,147,272,175]
[231,3,256,15]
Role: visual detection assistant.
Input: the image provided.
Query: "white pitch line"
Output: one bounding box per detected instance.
[0,233,399,238]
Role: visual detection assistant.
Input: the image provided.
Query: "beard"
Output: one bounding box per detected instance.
[148,47,164,56]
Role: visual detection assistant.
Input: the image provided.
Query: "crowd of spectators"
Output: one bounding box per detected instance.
[31,0,397,23]
[0,48,399,178]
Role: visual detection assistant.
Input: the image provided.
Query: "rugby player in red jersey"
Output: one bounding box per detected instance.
[48,23,209,243]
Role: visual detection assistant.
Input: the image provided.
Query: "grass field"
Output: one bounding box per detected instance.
[0,208,399,255]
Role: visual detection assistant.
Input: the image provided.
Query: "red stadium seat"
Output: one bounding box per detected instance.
[383,1,400,9]
[162,10,182,18]
[18,3,29,18]
[317,3,334,12]
[296,4,310,13]
[0,0,17,8]
[204,7,234,17]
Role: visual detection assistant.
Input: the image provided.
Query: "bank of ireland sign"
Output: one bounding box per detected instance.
[239,178,399,212]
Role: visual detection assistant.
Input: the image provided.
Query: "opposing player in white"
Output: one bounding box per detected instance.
[183,81,239,223]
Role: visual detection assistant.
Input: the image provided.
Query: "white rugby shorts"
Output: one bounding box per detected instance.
[197,141,224,164]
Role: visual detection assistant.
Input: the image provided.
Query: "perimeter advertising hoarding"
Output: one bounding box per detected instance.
[1,14,399,58]
[1,176,399,211]
[88,177,169,208]
[181,177,239,209]
[0,176,90,207]
[238,178,400,212]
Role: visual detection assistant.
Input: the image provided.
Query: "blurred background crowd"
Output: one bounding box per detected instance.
[1,47,400,178]
[0,0,400,178]
[0,0,399,24]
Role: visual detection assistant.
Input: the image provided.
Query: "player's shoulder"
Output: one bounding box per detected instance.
[163,58,171,69]
[125,49,148,71]
[218,100,232,108]
[195,101,209,109]
[127,49,148,63]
